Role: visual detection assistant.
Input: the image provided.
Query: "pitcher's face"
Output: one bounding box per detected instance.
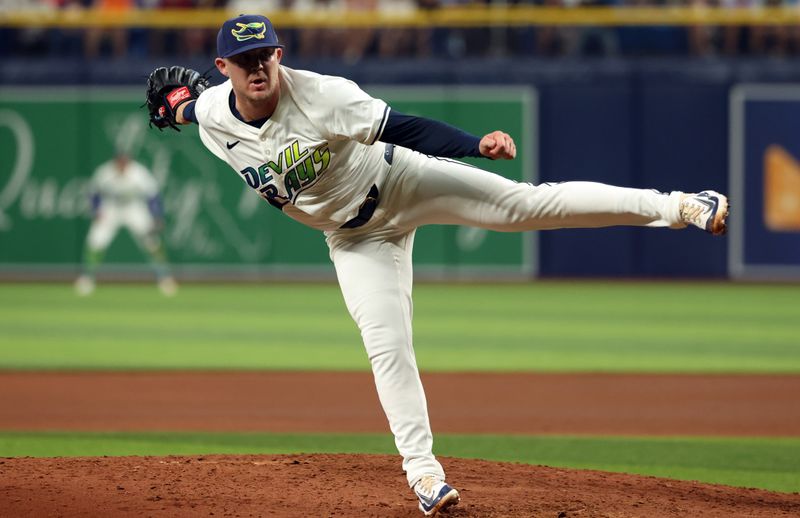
[216,47,283,104]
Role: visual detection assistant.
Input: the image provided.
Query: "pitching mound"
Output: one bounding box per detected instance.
[2,453,798,517]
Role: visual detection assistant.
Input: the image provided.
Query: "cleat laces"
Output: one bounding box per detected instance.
[416,476,437,496]
[679,201,706,226]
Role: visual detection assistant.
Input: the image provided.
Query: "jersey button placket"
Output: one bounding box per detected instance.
[259,134,271,157]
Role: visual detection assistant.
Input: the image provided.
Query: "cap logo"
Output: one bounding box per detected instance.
[231,22,267,42]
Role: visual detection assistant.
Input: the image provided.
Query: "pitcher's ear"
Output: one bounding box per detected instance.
[215,58,229,78]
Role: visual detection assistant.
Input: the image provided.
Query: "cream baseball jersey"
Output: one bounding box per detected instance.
[92,160,159,207]
[194,66,391,231]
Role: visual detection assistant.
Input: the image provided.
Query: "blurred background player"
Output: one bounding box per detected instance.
[74,150,177,296]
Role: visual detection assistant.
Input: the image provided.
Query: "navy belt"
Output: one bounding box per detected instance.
[341,183,379,229]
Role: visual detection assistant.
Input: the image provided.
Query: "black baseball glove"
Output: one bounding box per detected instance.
[145,66,210,131]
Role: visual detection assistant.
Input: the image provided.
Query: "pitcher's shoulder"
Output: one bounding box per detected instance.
[194,80,234,125]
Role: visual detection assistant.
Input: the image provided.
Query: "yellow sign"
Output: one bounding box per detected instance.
[764,144,800,231]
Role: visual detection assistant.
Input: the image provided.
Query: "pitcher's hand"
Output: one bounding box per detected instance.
[479,131,516,160]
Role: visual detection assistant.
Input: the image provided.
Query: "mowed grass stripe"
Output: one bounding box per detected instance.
[0,283,798,372]
[0,431,797,493]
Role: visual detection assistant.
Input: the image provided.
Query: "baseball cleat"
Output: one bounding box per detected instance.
[413,476,460,516]
[74,275,95,296]
[158,276,178,297]
[679,191,729,235]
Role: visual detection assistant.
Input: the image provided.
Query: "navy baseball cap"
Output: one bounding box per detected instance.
[217,14,284,59]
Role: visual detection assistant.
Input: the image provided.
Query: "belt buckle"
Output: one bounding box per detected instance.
[362,195,377,209]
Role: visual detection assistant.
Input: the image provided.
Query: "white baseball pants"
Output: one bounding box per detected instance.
[87,204,156,251]
[325,146,684,487]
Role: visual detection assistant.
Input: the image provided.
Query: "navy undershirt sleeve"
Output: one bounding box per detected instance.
[378,110,482,158]
[148,195,164,218]
[182,100,198,124]
[90,193,101,215]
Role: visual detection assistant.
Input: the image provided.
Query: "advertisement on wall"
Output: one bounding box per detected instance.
[0,86,536,278]
[729,85,800,279]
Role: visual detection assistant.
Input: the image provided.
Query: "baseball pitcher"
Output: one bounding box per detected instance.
[144,14,729,516]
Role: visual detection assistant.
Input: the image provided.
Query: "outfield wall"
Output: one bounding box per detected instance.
[0,86,535,279]
[2,57,800,278]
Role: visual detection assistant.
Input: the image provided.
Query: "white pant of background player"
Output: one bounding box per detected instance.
[326,146,687,488]
[86,203,156,250]
[76,202,176,297]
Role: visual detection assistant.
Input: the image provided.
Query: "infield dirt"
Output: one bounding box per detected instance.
[1,371,799,517]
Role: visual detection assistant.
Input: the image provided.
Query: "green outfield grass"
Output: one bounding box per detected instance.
[1,431,797,493]
[1,282,798,497]
[0,282,798,372]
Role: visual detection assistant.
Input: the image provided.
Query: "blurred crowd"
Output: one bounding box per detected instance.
[3,0,800,61]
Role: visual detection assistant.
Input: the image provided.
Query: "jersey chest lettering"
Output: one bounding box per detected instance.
[237,140,331,207]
